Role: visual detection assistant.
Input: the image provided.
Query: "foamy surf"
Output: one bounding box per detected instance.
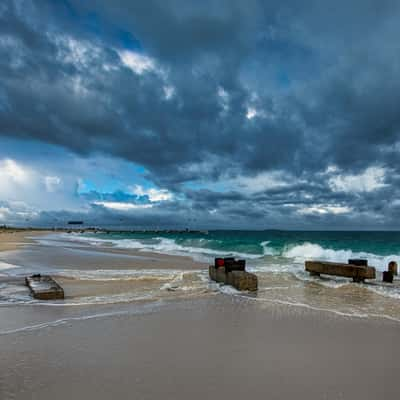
[0,256,213,307]
[54,233,269,261]
[48,232,400,301]
[282,242,400,271]
[57,233,400,272]
[3,231,400,324]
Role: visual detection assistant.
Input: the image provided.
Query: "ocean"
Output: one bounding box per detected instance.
[77,230,400,269]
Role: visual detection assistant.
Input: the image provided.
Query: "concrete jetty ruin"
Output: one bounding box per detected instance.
[25,274,64,300]
[209,258,258,291]
[305,259,376,282]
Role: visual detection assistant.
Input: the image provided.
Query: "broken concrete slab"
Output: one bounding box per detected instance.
[305,261,376,282]
[25,274,64,300]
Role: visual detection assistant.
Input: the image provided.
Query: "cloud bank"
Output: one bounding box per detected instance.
[1,0,400,229]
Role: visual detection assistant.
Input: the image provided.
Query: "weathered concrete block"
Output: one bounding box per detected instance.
[229,271,258,291]
[383,271,394,283]
[388,261,398,276]
[208,265,226,283]
[25,274,64,300]
[348,259,368,266]
[215,267,226,283]
[305,261,376,282]
[209,266,258,291]
[225,271,234,286]
[224,259,246,273]
[209,265,217,281]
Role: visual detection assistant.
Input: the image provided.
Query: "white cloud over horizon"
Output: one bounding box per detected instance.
[131,185,173,202]
[328,166,387,193]
[93,201,153,211]
[0,155,173,224]
[297,204,352,216]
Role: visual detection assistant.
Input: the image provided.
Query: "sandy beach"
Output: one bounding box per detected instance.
[0,229,48,252]
[0,231,399,400]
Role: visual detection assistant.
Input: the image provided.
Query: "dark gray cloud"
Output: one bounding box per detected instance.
[1,0,400,228]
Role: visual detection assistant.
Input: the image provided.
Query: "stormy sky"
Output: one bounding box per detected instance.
[1,0,400,229]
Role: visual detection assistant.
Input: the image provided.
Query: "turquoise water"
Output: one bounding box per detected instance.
[81,230,400,269]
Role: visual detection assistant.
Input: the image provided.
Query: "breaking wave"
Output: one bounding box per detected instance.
[61,234,270,260]
[62,234,400,271]
[282,242,400,271]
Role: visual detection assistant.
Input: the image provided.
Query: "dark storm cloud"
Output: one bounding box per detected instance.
[0,0,310,180]
[1,0,400,228]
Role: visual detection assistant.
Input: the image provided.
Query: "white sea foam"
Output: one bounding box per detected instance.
[56,268,190,281]
[61,234,265,261]
[0,261,21,273]
[218,285,241,295]
[0,266,209,306]
[260,241,276,255]
[115,236,264,260]
[0,291,155,307]
[0,261,46,278]
[282,242,400,271]
[36,233,400,272]
[364,281,400,300]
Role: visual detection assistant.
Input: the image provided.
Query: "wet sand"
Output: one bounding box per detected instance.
[1,297,399,400]
[1,231,207,270]
[1,232,400,399]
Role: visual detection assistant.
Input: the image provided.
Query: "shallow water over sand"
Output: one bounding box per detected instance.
[1,233,400,329]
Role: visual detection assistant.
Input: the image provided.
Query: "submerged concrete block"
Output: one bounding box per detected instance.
[305,261,376,282]
[25,274,64,300]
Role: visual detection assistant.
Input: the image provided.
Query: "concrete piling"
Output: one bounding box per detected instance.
[383,271,394,283]
[305,261,376,282]
[388,261,398,276]
[209,258,258,291]
[348,259,368,266]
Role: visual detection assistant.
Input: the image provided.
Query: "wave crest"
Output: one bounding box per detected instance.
[283,242,399,271]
